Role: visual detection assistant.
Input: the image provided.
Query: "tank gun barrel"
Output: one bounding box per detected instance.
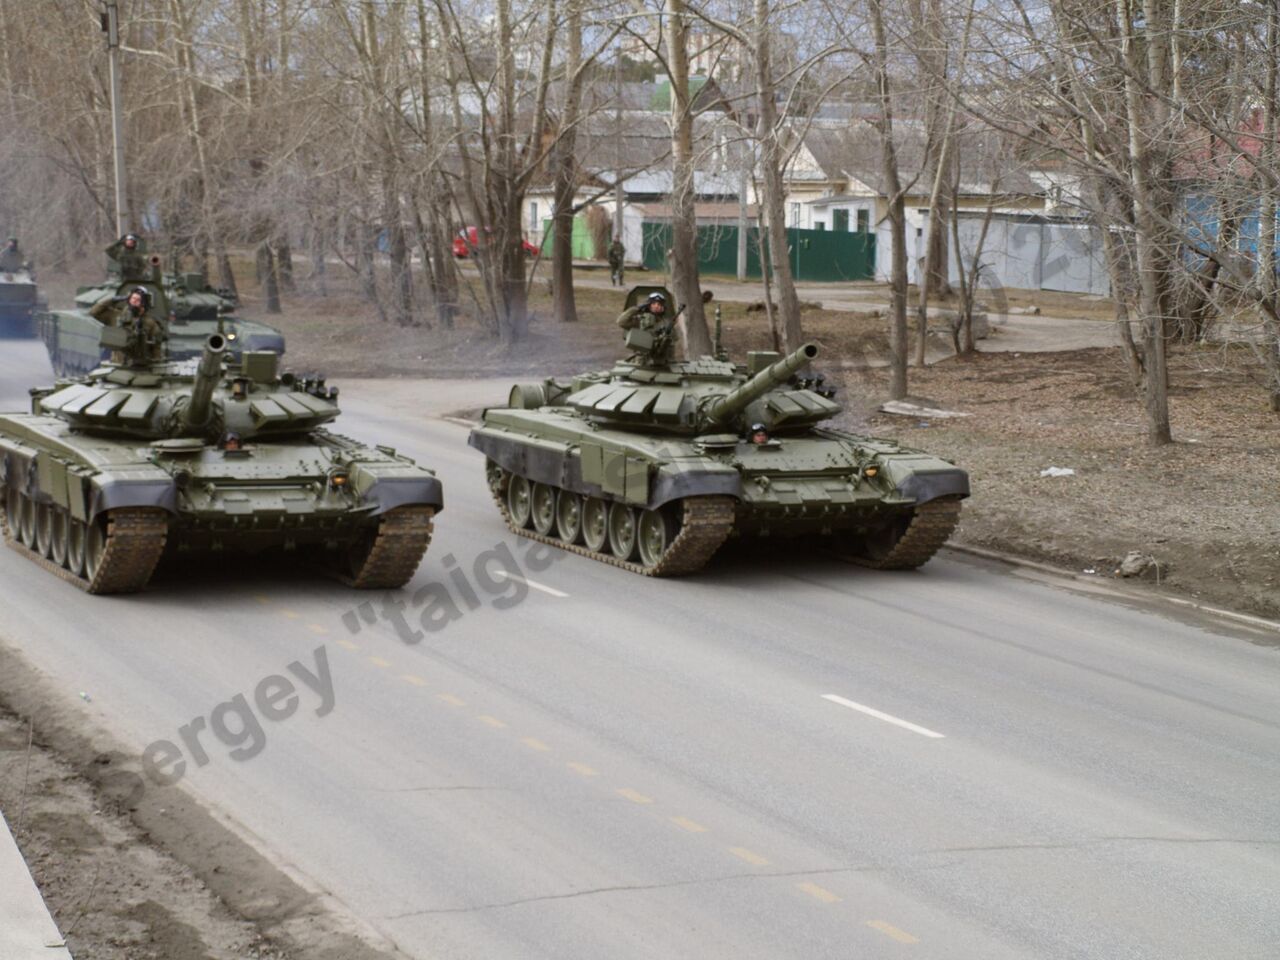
[705,342,819,425]
[183,334,225,432]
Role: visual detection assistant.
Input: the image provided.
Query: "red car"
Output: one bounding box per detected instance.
[452,226,540,259]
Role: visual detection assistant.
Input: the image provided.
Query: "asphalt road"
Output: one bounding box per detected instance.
[1,340,1277,959]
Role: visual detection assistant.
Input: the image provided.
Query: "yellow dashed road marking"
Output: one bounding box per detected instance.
[867,920,919,944]
[477,715,507,728]
[670,816,708,833]
[727,847,770,866]
[255,595,271,605]
[336,639,360,651]
[566,762,599,777]
[521,737,551,752]
[307,624,328,635]
[437,693,466,706]
[369,656,391,668]
[617,788,654,805]
[401,675,427,687]
[798,882,841,904]
[280,609,301,620]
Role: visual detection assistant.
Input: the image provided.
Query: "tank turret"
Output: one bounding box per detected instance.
[704,343,819,427]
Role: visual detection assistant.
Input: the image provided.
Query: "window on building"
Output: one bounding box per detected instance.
[790,202,801,226]
[857,209,869,233]
[529,201,539,232]
[815,221,826,231]
[833,209,849,232]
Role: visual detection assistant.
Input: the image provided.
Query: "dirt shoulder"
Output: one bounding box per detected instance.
[0,645,402,960]
[840,347,1280,621]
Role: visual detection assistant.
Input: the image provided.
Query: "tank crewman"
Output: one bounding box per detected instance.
[105,233,148,280]
[607,238,626,287]
[0,237,25,273]
[616,290,667,331]
[748,422,770,445]
[90,285,167,360]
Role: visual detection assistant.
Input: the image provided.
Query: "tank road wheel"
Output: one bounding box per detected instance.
[847,498,962,570]
[637,506,678,569]
[582,497,609,552]
[485,458,507,494]
[66,517,86,576]
[17,494,37,547]
[555,491,584,544]
[50,509,69,567]
[4,484,20,536]
[506,475,533,529]
[84,515,107,581]
[35,503,54,558]
[607,503,639,561]
[344,506,435,590]
[530,483,557,536]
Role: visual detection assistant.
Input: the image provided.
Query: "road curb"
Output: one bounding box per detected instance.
[0,811,73,959]
[945,543,1280,635]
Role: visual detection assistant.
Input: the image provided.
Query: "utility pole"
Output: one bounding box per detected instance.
[102,0,129,237]
[613,46,624,245]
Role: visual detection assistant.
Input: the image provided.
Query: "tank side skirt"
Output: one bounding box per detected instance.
[469,430,740,511]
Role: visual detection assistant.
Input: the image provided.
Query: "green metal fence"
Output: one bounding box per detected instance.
[540,216,597,259]
[640,222,875,282]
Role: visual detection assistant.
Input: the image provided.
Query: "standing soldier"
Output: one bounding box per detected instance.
[607,237,626,287]
[106,233,148,280]
[0,237,25,273]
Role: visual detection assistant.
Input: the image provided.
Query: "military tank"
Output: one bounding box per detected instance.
[0,267,44,339]
[0,283,441,594]
[40,263,284,377]
[468,287,968,575]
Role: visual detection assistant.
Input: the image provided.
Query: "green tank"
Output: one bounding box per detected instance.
[0,314,441,594]
[0,268,44,339]
[468,287,968,575]
[39,262,284,377]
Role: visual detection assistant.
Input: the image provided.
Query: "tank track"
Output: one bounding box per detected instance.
[1,507,168,594]
[488,470,735,577]
[341,506,435,589]
[846,497,962,570]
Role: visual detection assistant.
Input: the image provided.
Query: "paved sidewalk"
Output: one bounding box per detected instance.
[0,811,72,959]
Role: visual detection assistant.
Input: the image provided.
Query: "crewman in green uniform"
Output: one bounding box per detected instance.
[90,285,167,362]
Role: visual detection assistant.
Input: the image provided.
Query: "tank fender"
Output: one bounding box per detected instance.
[88,479,178,520]
[879,456,970,504]
[351,466,444,515]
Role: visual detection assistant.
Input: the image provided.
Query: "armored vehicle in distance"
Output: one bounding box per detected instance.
[469,286,968,575]
[0,287,440,594]
[0,268,44,339]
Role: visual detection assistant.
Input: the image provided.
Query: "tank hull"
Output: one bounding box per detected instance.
[0,413,442,592]
[469,408,968,574]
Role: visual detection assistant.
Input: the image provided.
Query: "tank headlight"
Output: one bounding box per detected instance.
[864,466,879,478]
[330,471,349,489]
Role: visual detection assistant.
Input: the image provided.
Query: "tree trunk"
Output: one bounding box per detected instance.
[753,0,804,352]
[276,235,295,293]
[552,0,584,324]
[870,0,908,399]
[256,240,281,314]
[665,0,711,357]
